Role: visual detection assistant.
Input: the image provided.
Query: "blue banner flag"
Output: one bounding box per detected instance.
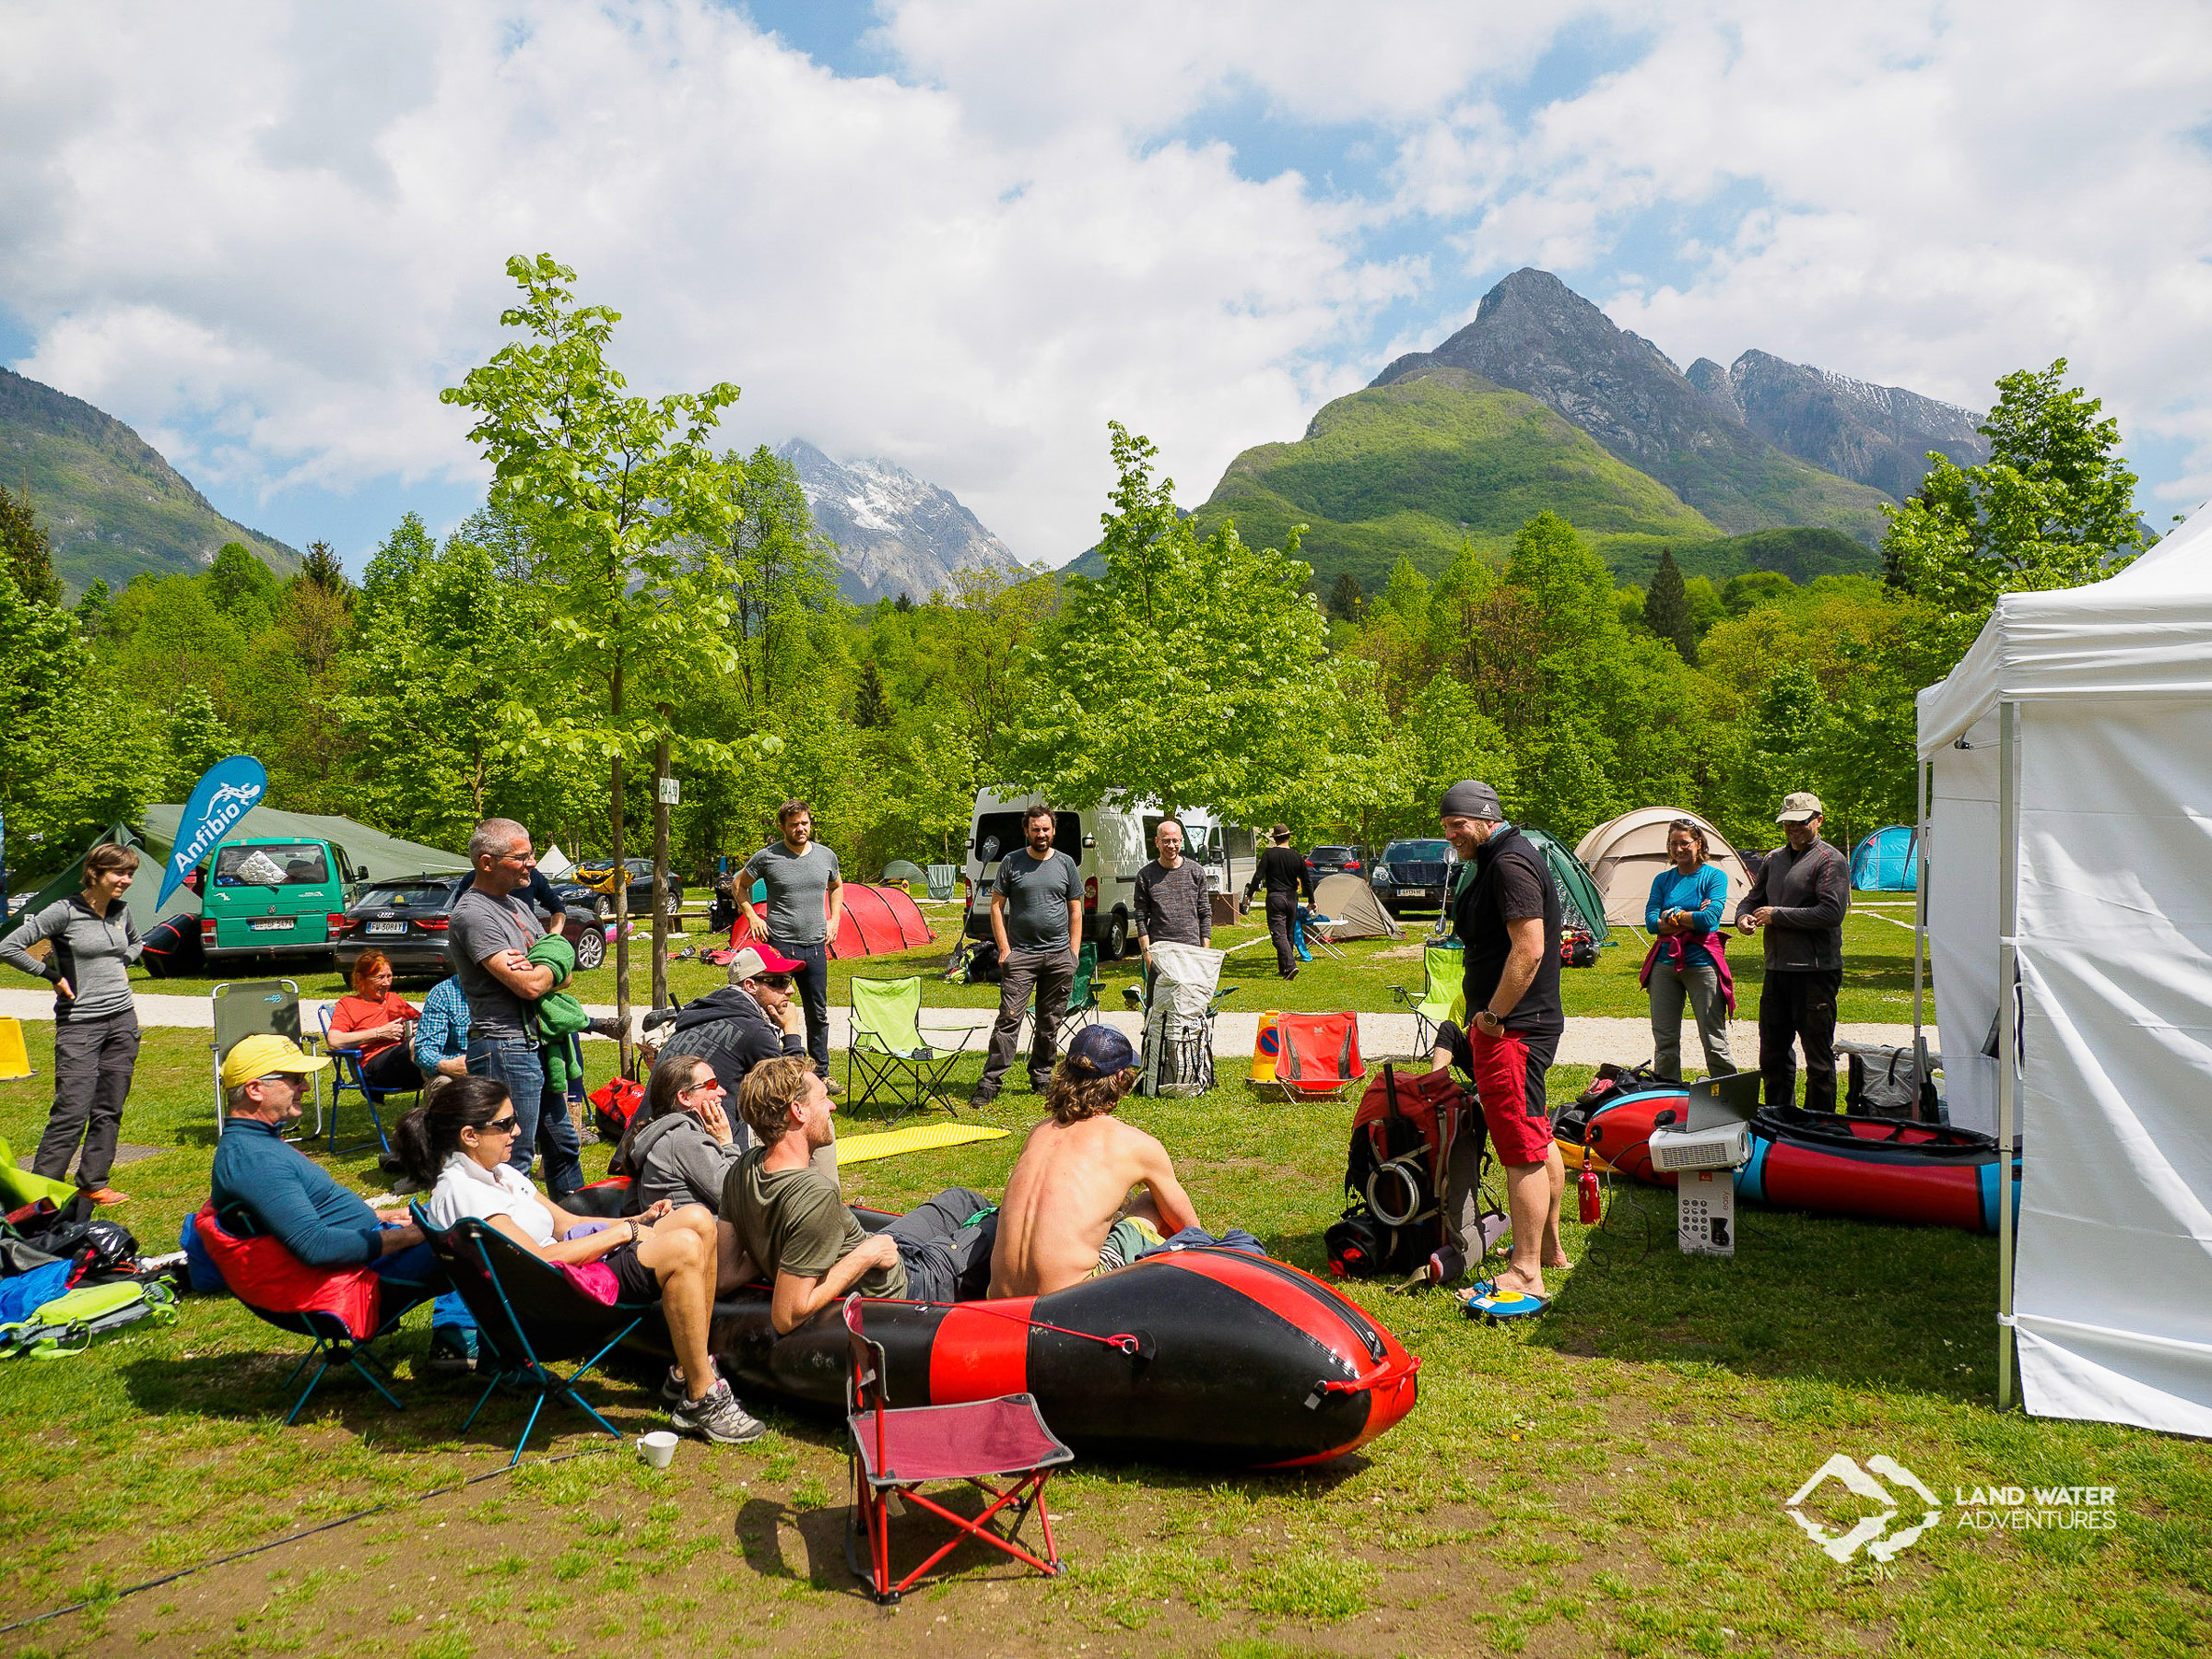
[157,756,269,910]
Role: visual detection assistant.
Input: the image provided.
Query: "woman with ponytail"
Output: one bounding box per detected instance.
[402,1076,765,1445]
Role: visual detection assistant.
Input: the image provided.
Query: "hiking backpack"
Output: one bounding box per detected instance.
[1325,1064,1492,1280]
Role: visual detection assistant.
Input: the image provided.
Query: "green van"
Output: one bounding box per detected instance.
[197,836,365,966]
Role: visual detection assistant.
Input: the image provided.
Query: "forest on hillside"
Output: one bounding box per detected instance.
[0,259,2154,889]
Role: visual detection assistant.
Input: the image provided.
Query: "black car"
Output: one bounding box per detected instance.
[555,857,686,921]
[1370,839,1456,916]
[334,875,465,980]
[1304,844,1365,879]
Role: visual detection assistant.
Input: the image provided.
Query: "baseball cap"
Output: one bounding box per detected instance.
[1064,1023,1137,1077]
[1775,792,1824,824]
[728,944,804,984]
[220,1033,333,1089]
[1440,780,1504,821]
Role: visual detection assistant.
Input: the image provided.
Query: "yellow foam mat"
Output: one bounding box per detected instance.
[834,1122,1011,1167]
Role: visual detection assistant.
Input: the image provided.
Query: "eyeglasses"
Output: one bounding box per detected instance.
[479,1114,520,1135]
[680,1077,724,1095]
[495,852,532,865]
[755,974,793,991]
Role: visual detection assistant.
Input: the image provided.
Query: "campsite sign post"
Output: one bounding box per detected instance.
[157,756,268,910]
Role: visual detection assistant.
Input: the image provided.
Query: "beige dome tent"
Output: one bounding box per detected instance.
[1573,808,1756,928]
[1311,873,1403,941]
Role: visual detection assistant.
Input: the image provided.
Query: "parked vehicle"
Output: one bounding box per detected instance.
[197,836,368,966]
[960,793,1229,959]
[334,875,465,981]
[1305,844,1365,879]
[555,857,686,920]
[1370,839,1456,916]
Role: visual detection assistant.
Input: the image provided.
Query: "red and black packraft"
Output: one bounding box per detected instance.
[1325,1064,1487,1279]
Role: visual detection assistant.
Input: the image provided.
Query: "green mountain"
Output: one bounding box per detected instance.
[0,366,298,595]
[1184,366,1721,593]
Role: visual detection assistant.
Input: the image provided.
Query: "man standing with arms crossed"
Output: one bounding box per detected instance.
[1434,781,1567,1320]
[1131,818,1211,1006]
[741,801,843,1091]
[1735,792,1852,1112]
[969,805,1082,1109]
[449,818,584,1198]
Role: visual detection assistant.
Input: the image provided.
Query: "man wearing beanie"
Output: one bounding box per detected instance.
[988,1024,1202,1298]
[1436,780,1569,1315]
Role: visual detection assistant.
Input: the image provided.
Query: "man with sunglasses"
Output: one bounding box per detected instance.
[653,946,810,1099]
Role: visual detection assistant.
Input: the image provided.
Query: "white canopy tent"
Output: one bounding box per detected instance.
[1915,505,2212,1437]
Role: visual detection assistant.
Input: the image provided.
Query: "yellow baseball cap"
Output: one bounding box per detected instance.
[219,1033,334,1089]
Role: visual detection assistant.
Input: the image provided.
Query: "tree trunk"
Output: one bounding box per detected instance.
[611,750,629,1076]
[651,725,671,1014]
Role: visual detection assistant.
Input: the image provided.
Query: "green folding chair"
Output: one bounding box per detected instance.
[847,976,971,1121]
[1388,945,1466,1056]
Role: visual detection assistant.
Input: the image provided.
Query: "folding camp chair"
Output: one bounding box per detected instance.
[1388,945,1467,1056]
[1295,906,1347,961]
[842,1296,1072,1605]
[212,981,319,1138]
[316,1006,410,1158]
[1263,1011,1368,1101]
[925,864,958,901]
[847,977,971,1122]
[412,1203,654,1465]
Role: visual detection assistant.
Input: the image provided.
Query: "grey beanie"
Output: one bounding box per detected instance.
[1440,780,1503,821]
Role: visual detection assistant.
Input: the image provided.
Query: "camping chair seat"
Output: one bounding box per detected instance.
[212,980,319,1139]
[847,976,971,1122]
[193,1203,406,1425]
[1389,945,1467,1057]
[317,1006,411,1157]
[1265,1011,1368,1101]
[844,1296,1072,1604]
[412,1203,661,1465]
[925,864,958,902]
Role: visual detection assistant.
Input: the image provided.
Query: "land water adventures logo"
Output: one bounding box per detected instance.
[1784,1454,1943,1563]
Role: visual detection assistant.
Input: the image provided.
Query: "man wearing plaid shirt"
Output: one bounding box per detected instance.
[412,974,471,1081]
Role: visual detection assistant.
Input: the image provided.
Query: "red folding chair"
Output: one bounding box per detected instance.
[842,1296,1073,1605]
[1267,1010,1368,1100]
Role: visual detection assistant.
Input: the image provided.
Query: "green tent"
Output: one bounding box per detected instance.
[3,806,465,941]
[1520,826,1609,946]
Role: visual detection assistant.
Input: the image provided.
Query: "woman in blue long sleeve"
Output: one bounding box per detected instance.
[1641,820,1735,1079]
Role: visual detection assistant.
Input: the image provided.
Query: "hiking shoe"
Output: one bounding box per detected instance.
[660,1359,721,1404]
[670,1378,766,1444]
[966,1088,997,1111]
[425,1325,477,1377]
[85,1187,130,1206]
[823,1078,844,1098]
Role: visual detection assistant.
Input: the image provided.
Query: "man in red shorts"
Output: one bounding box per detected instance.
[1431,780,1567,1315]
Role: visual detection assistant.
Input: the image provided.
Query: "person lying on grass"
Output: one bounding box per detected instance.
[988,1024,1201,1299]
[729,1055,994,1335]
[396,1075,765,1444]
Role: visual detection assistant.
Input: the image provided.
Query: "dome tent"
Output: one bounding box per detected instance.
[1310,874,1401,941]
[1518,826,1608,945]
[1849,825,1920,890]
[1572,808,1754,928]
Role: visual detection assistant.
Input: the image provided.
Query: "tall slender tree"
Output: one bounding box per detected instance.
[1644,547,1697,663]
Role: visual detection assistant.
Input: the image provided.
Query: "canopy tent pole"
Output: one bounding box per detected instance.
[1996,700,2019,1411]
[1912,758,1930,1076]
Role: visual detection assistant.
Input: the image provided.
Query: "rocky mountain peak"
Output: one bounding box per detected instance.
[777,439,1021,605]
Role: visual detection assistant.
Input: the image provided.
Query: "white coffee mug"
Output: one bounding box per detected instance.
[638,1430,678,1470]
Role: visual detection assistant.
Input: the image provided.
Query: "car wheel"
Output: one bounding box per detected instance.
[1101,911,1129,960]
[573,927,606,971]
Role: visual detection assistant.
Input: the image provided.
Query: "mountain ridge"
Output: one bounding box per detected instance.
[778,439,1022,604]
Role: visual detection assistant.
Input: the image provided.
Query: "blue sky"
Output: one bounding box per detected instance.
[5,1,2207,570]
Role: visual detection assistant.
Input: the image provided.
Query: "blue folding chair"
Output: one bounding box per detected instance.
[317,1006,410,1157]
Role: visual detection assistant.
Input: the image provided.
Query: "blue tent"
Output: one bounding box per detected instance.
[1850,824,1920,891]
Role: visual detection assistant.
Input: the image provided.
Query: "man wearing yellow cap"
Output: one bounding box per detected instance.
[209,1035,449,1312]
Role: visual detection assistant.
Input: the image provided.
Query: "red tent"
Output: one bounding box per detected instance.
[728,883,936,960]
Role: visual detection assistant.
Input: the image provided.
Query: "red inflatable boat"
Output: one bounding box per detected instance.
[1562,1083,2018,1234]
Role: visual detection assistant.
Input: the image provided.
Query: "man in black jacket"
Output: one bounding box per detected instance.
[1735,793,1853,1112]
[1242,824,1314,978]
[659,946,809,1095]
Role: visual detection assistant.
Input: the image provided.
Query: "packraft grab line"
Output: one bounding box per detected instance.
[853,1295,1144,1355]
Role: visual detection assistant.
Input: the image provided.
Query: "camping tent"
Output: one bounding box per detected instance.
[3,806,466,941]
[1573,808,1755,928]
[880,859,929,887]
[1915,502,2212,1437]
[1310,874,1402,941]
[1849,824,1920,890]
[1521,826,1609,945]
[538,842,575,879]
[730,883,936,960]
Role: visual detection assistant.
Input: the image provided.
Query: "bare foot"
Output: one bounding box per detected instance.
[1489,1266,1547,1300]
[1542,1253,1574,1271]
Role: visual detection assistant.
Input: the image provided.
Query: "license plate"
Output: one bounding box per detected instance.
[250,918,295,932]
[367,921,406,935]
[1408,887,1437,900]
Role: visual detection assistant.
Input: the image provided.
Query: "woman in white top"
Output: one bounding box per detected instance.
[397,1074,764,1445]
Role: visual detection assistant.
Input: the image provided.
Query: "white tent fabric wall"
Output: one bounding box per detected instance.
[1914,502,2212,1438]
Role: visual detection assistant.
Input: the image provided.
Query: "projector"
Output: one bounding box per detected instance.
[1651,1071,1761,1259]
[1649,1118,1752,1171]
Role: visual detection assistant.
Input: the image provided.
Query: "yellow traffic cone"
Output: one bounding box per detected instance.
[0,1018,34,1081]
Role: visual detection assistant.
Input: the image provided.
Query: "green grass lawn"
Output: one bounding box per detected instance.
[101,896,1932,1029]
[1,1013,2204,1658]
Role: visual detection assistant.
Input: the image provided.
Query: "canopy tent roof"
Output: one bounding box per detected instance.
[1310,874,1402,941]
[1573,807,1753,928]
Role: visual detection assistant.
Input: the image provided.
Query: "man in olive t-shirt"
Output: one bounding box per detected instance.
[728,1057,993,1334]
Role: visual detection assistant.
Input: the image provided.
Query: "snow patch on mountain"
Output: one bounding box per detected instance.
[778,439,1023,604]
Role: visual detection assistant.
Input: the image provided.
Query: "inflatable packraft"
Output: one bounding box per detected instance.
[1556,1080,2019,1234]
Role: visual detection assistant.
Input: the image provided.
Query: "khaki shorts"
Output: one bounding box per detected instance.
[1089,1216,1164,1277]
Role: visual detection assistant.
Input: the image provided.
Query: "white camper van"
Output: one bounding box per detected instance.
[961,791,1228,959]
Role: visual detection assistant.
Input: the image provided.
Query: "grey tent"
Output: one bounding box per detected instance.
[880,859,930,887]
[4,806,466,940]
[1311,873,1403,941]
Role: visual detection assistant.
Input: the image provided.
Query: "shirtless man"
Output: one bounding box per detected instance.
[989,1025,1201,1298]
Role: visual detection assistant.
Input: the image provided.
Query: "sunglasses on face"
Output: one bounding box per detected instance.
[755,974,793,991]
[681,1077,724,1095]
[478,1115,520,1136]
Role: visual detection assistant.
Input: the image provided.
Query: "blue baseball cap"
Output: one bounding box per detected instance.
[1065,1023,1137,1077]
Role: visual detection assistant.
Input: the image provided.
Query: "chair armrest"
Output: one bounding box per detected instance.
[916,1021,984,1053]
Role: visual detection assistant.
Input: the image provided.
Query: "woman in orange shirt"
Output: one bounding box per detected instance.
[330,950,423,1091]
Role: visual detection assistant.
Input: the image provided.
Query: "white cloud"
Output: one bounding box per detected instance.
[2,0,2208,566]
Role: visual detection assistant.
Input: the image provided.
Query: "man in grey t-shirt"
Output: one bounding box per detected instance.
[740,801,844,1081]
[970,805,1084,1107]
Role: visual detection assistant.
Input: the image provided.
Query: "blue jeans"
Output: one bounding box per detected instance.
[466,1035,584,1197]
[771,936,831,1075]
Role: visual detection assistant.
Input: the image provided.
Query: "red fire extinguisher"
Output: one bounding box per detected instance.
[1578,1160,1602,1225]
